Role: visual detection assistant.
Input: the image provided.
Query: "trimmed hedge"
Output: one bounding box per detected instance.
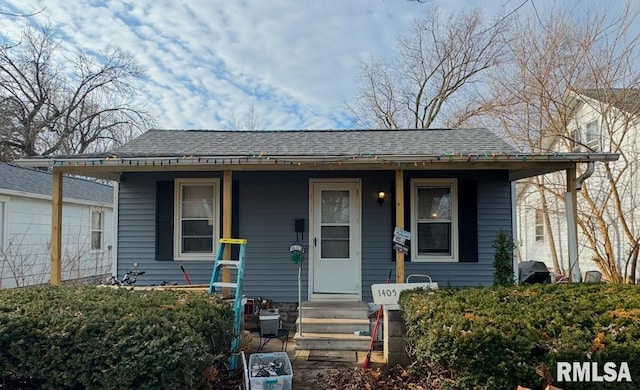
[400,284,640,390]
[0,286,233,389]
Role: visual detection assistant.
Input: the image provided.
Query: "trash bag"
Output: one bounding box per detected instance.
[518,261,551,284]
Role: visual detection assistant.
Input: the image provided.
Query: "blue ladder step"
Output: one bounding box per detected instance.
[215,260,241,268]
[211,282,238,289]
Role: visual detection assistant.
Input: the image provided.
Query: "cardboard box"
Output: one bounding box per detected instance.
[259,308,279,336]
[249,352,292,390]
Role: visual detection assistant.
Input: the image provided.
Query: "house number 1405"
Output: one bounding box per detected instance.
[377,289,398,297]
[371,282,438,305]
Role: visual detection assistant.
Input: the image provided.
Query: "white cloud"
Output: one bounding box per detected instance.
[1,0,523,130]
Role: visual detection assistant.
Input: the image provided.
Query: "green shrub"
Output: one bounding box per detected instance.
[492,229,515,287]
[400,284,640,389]
[0,286,233,389]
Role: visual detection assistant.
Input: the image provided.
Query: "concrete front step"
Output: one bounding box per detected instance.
[296,317,370,334]
[294,331,372,351]
[300,301,369,319]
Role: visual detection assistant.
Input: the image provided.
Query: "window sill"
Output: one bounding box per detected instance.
[411,257,458,263]
[175,253,218,261]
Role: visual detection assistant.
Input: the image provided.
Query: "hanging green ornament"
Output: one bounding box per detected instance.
[289,244,304,264]
[291,251,302,263]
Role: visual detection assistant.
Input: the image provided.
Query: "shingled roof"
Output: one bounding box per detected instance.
[107,128,518,158]
[0,163,113,204]
[14,128,620,183]
[579,89,640,116]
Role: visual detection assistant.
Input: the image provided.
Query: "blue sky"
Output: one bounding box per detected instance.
[0,0,596,130]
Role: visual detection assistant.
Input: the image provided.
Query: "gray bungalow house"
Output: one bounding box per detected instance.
[18,128,617,351]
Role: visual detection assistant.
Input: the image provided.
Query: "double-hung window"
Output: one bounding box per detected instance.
[91,208,104,250]
[535,209,544,242]
[411,179,458,262]
[585,120,600,150]
[174,178,219,260]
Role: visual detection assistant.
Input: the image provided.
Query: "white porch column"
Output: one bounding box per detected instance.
[565,167,581,282]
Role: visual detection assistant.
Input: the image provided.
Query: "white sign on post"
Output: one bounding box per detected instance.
[371,282,438,305]
[393,227,411,253]
[393,227,411,241]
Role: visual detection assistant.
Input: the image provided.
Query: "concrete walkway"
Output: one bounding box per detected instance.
[243,330,385,389]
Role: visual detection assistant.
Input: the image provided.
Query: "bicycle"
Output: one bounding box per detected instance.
[108,262,145,286]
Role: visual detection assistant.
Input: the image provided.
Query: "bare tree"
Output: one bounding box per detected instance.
[0,229,47,288]
[0,220,111,288]
[470,1,640,283]
[346,4,510,129]
[229,103,263,130]
[0,24,153,161]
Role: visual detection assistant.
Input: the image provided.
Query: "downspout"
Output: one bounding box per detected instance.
[575,162,595,191]
[111,182,119,282]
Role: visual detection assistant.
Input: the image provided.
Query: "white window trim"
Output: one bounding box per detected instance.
[174,178,220,261]
[410,178,458,262]
[90,207,104,251]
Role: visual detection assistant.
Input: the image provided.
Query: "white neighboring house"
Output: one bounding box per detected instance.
[517,89,640,282]
[0,163,114,288]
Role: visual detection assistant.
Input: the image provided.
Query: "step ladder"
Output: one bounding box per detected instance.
[209,238,247,371]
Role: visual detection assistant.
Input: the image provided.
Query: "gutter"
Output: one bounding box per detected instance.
[0,188,113,207]
[15,153,620,168]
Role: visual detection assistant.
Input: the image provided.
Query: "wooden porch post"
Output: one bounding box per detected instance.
[395,169,404,283]
[566,167,581,282]
[51,169,63,285]
[222,170,232,286]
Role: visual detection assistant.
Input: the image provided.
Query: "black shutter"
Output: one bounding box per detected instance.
[458,181,478,262]
[403,178,411,261]
[155,181,174,261]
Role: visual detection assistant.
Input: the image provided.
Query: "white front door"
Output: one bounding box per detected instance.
[309,179,361,300]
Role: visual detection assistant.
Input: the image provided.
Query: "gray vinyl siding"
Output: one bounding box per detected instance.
[117,172,223,285]
[387,171,512,299]
[237,171,395,302]
[117,169,512,302]
[236,171,310,302]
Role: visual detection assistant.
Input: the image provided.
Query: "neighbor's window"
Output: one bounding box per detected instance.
[0,198,7,252]
[570,129,582,152]
[411,179,458,262]
[174,178,220,260]
[535,209,544,242]
[91,208,104,250]
[586,120,599,150]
